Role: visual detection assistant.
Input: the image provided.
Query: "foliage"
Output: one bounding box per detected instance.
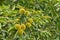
[0,0,60,40]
